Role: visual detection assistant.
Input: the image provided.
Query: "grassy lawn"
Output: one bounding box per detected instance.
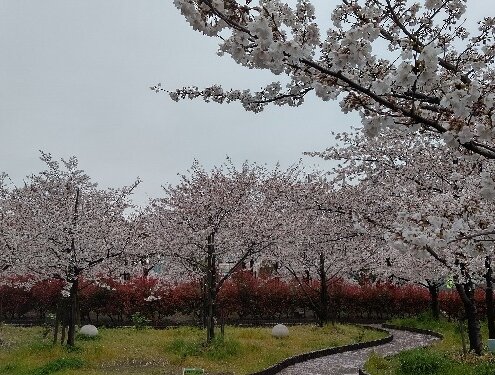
[364,314,495,375]
[0,323,386,375]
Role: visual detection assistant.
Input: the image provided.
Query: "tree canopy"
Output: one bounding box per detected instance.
[157,0,495,160]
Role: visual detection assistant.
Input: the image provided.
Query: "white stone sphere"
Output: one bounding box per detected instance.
[79,324,98,337]
[271,324,289,338]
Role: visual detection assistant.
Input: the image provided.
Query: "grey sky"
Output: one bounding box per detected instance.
[0,1,492,206]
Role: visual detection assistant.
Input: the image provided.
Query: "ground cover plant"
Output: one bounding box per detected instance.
[0,323,386,375]
[364,314,495,375]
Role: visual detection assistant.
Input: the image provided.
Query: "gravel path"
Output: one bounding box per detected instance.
[277,325,439,375]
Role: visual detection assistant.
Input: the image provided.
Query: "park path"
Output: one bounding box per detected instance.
[276,325,439,375]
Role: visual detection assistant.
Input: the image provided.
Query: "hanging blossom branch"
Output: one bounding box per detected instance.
[159,0,495,159]
[151,83,314,113]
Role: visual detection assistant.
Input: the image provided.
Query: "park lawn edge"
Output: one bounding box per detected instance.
[363,315,495,375]
[0,323,387,375]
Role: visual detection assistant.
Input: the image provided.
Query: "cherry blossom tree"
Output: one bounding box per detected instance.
[0,153,141,346]
[159,1,495,344]
[147,160,294,343]
[131,202,194,282]
[370,237,447,319]
[314,129,495,353]
[0,173,14,274]
[391,179,494,353]
[157,0,495,162]
[270,176,377,326]
[387,149,493,351]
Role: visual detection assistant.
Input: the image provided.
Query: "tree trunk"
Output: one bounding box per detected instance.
[201,277,207,329]
[67,278,79,347]
[485,257,495,339]
[220,313,225,337]
[455,282,483,355]
[427,281,440,320]
[206,233,217,344]
[318,253,328,327]
[52,305,60,345]
[60,325,66,345]
[66,188,80,347]
[286,267,320,326]
[59,298,69,345]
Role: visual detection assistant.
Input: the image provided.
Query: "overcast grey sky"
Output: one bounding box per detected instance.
[1,1,492,206]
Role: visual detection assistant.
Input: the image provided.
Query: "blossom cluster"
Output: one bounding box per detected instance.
[163,0,495,158]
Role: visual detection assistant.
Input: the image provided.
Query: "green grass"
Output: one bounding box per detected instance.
[364,313,495,375]
[0,323,386,375]
[29,358,85,375]
[167,335,241,361]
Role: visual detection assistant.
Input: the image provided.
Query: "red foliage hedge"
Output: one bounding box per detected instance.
[0,273,489,323]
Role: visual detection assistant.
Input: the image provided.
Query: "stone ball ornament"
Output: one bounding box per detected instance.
[271,324,289,338]
[79,324,99,337]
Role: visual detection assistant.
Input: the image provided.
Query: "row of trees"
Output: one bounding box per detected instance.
[5,1,495,348]
[154,0,495,355]
[1,0,493,358]
[0,155,371,344]
[1,144,494,353]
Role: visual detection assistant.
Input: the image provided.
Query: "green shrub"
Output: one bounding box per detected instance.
[473,361,495,375]
[391,312,444,331]
[75,333,100,341]
[130,312,151,330]
[28,341,53,352]
[168,338,202,358]
[168,335,240,361]
[205,336,240,361]
[366,351,390,371]
[29,357,84,375]
[398,348,448,375]
[0,364,16,374]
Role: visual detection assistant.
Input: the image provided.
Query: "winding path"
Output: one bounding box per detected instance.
[277,325,439,375]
